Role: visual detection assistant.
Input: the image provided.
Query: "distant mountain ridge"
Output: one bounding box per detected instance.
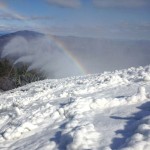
[0,30,44,57]
[0,30,44,39]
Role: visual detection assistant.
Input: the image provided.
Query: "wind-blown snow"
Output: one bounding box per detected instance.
[1,66,150,149]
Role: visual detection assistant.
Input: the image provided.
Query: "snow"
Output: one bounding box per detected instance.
[1,66,150,149]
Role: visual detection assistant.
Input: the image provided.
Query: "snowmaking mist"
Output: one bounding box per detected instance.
[1,35,83,78]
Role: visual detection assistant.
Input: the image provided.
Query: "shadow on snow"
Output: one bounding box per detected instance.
[110,101,150,149]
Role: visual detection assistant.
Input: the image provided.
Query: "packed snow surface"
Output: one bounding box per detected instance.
[1,66,150,150]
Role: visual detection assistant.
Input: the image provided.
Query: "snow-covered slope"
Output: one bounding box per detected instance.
[1,66,150,150]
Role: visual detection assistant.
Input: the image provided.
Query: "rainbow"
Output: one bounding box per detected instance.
[46,35,87,75]
[0,3,87,75]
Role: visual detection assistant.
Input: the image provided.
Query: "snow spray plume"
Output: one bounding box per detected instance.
[1,36,84,78]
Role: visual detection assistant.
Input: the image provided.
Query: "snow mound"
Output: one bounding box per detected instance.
[0,66,150,149]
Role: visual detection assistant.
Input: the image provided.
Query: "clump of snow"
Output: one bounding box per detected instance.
[143,74,150,81]
[67,123,100,150]
[121,116,150,150]
[2,122,37,140]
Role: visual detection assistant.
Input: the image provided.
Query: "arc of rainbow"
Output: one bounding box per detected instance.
[0,2,87,75]
[46,35,87,74]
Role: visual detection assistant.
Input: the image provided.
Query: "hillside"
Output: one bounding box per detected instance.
[0,66,150,149]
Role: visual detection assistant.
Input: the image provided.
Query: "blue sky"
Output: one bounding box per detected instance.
[0,0,150,39]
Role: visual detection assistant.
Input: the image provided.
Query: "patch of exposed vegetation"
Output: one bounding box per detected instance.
[0,59,46,91]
